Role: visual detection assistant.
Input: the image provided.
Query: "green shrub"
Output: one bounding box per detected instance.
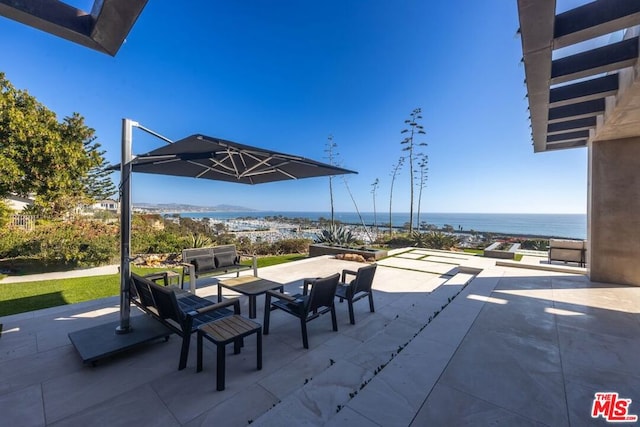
[1,218,122,267]
[383,234,414,248]
[520,239,549,251]
[26,220,119,266]
[132,229,187,254]
[0,200,13,228]
[0,228,30,258]
[272,238,312,255]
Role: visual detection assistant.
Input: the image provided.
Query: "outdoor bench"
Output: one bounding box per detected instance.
[130,272,240,370]
[548,239,587,267]
[181,245,258,292]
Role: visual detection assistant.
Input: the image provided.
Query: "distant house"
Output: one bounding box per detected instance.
[3,194,35,212]
[91,199,120,212]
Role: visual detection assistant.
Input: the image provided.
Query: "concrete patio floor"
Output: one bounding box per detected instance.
[1,249,638,426]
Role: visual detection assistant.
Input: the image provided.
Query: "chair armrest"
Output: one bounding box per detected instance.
[266,289,298,302]
[341,269,358,283]
[239,253,259,277]
[190,298,241,316]
[143,272,169,286]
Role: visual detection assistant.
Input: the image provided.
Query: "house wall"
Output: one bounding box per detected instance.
[590,137,640,286]
[3,195,33,212]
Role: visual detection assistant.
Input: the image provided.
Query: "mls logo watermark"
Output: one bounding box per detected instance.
[591,392,638,423]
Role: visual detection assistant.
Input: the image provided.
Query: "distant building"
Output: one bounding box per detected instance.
[91,199,120,212]
[3,194,35,212]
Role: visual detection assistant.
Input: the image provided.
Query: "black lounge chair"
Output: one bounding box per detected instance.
[130,273,240,370]
[263,273,340,349]
[335,264,377,324]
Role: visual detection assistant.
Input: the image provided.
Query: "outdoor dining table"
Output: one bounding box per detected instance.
[217,276,284,318]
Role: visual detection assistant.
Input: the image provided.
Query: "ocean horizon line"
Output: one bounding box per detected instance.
[176,211,587,240]
[163,209,586,216]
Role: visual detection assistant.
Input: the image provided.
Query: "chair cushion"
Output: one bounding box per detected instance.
[272,294,308,315]
[191,255,215,273]
[215,252,237,268]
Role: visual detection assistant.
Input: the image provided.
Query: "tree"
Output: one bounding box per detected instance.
[83,138,116,201]
[371,178,379,231]
[0,73,105,217]
[415,153,428,231]
[0,200,12,228]
[324,135,338,227]
[388,157,404,234]
[325,136,372,242]
[400,108,427,234]
[342,175,373,243]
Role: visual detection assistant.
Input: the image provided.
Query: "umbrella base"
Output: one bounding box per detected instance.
[68,315,172,365]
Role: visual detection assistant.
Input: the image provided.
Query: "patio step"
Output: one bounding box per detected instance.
[251,271,478,426]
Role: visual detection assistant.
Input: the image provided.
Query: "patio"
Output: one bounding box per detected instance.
[1,249,638,426]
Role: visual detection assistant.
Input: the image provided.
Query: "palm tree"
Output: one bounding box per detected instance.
[400,108,427,233]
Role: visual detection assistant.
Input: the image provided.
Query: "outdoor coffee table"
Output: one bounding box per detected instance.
[217,276,284,318]
[196,315,262,391]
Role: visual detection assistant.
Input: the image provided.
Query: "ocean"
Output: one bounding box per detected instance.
[180,211,587,240]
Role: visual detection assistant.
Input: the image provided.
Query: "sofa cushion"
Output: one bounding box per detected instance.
[215,252,237,268]
[191,255,215,273]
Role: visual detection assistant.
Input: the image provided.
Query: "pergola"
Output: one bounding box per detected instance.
[519,0,640,152]
[518,0,640,286]
[0,0,148,56]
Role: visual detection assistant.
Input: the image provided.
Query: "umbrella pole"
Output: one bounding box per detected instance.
[116,118,135,334]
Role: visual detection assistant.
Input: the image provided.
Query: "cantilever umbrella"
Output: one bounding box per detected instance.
[69,121,356,365]
[115,124,356,332]
[129,133,355,184]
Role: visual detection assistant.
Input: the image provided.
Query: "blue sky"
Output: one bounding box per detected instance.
[0,1,588,214]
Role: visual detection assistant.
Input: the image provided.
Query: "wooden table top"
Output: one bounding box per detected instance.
[218,276,282,296]
[199,315,261,343]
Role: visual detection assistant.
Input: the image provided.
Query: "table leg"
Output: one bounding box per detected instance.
[217,283,222,302]
[249,295,256,319]
[257,329,262,370]
[216,344,225,391]
[196,332,203,372]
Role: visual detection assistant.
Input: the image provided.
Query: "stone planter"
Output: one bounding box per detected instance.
[483,242,520,260]
[308,244,388,260]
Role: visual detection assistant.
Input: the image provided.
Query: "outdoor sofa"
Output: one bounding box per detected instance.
[181,245,258,292]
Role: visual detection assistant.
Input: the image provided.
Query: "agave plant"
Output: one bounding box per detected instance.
[411,231,459,250]
[315,225,356,247]
[188,232,213,248]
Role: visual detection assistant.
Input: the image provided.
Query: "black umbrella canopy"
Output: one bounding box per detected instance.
[122,134,357,184]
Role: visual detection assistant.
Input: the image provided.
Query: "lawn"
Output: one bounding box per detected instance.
[0,255,306,317]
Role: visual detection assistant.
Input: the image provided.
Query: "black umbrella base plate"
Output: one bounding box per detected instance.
[68,316,172,365]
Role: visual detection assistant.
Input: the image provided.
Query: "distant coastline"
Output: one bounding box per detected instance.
[173,211,587,240]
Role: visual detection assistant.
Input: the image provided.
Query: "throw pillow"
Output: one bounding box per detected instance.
[215,252,236,268]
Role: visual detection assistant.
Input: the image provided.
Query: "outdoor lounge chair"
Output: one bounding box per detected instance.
[335,264,377,324]
[263,273,340,349]
[130,273,240,370]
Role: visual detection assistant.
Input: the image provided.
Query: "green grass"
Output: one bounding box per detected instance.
[462,248,523,261]
[253,254,307,268]
[0,274,119,317]
[463,249,484,255]
[0,255,305,317]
